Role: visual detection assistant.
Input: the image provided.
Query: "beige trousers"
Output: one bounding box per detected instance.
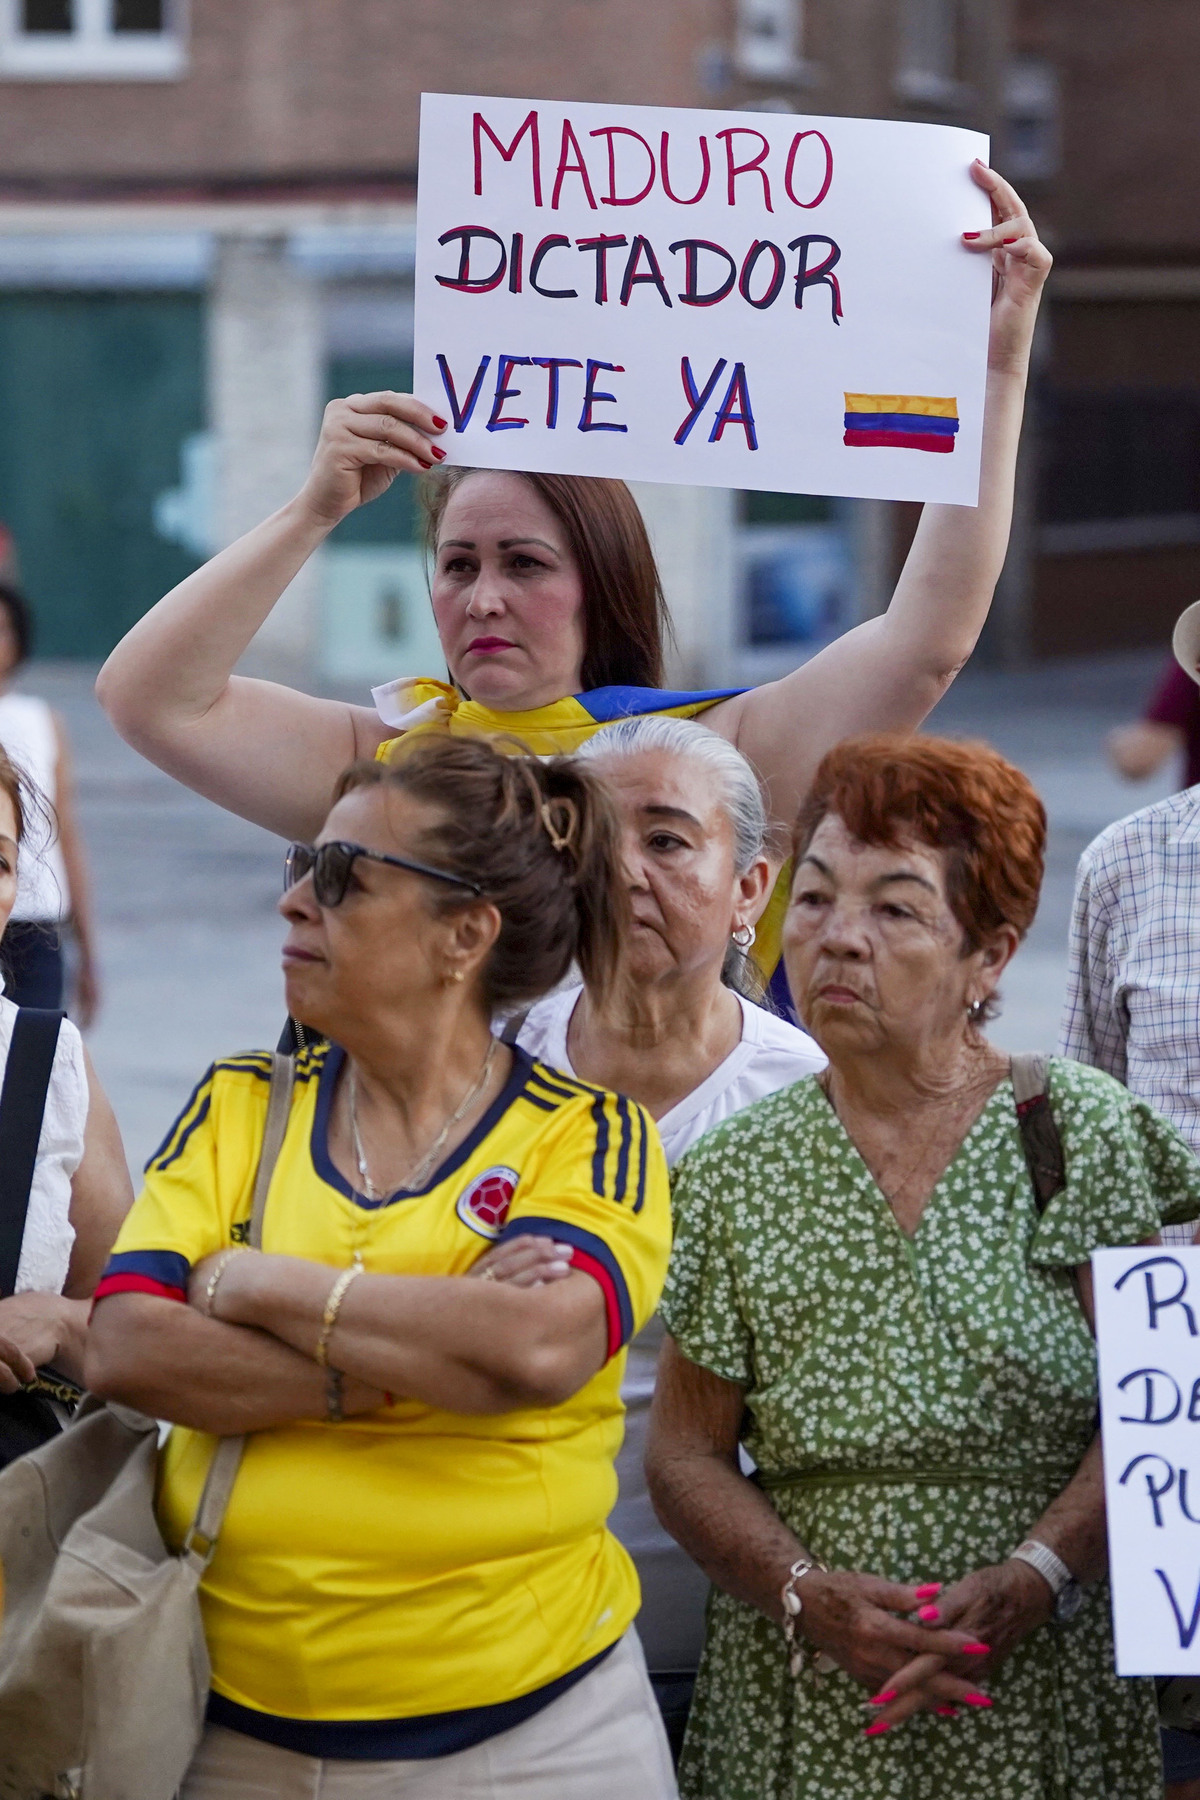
[179,1630,678,1800]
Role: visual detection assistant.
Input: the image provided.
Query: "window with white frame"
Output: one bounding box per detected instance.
[735,0,804,82]
[0,0,187,79]
[895,0,964,104]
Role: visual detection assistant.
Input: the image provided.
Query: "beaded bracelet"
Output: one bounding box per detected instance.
[325,1368,346,1423]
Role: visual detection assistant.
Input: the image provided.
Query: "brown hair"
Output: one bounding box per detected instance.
[421,466,669,691]
[0,745,27,843]
[336,735,630,1012]
[793,734,1046,952]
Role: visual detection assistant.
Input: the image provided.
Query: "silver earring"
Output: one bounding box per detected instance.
[732,924,755,949]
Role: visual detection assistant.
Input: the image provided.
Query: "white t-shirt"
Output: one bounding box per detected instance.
[517,983,826,1671]
[0,692,68,922]
[0,994,86,1293]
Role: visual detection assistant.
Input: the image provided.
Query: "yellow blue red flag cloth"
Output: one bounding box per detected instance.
[370,677,795,997]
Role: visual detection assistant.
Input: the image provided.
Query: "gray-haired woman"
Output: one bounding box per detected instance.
[472,716,826,1748]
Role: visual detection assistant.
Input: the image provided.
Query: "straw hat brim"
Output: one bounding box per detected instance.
[1173,600,1200,687]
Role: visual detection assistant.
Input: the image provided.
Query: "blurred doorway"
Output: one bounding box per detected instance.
[0,291,204,657]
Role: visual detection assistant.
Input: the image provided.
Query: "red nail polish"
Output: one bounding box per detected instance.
[962,1642,990,1655]
[917,1605,940,1622]
[869,1690,898,1705]
[431,416,448,430]
[964,1692,992,1708]
[1003,236,1020,245]
[863,1721,891,1737]
[962,231,981,239]
[430,446,447,461]
[936,1706,957,1717]
[914,1583,942,1599]
[419,460,433,471]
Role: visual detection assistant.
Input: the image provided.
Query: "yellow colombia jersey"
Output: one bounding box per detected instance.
[96,1039,671,1756]
[369,675,793,993]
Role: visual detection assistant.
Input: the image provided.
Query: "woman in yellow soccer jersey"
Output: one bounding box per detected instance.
[85,736,677,1799]
[95,162,1050,1000]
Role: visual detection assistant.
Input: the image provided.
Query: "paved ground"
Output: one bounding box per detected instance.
[14,651,1179,1176]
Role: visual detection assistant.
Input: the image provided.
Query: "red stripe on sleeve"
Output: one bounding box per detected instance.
[566,1248,625,1359]
[92,1273,188,1305]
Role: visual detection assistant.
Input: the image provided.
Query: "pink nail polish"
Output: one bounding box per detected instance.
[963,1692,992,1708]
[962,231,981,240]
[431,416,448,430]
[936,1705,957,1717]
[863,1721,891,1737]
[430,446,447,461]
[917,1605,940,1622]
[914,1583,942,1599]
[868,1690,898,1705]
[962,1642,990,1655]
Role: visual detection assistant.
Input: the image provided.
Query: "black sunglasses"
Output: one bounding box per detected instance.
[284,840,483,907]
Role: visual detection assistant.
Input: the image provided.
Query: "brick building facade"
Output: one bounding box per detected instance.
[0,0,1009,681]
[1012,0,1200,659]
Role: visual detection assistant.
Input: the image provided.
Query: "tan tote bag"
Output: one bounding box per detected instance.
[0,1050,294,1800]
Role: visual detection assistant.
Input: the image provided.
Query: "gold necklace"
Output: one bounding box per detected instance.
[348,1038,498,1200]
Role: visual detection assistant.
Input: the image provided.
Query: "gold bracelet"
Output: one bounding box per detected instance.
[203,1248,249,1319]
[315,1260,363,1368]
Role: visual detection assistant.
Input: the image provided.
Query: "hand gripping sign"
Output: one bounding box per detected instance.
[414,93,992,504]
[1095,1247,1200,1674]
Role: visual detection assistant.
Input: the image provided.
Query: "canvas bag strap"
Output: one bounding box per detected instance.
[1010,1052,1067,1216]
[182,1052,295,1572]
[0,1008,64,1298]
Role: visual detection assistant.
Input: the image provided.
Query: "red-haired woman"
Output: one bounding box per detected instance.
[95,164,1049,989]
[646,736,1199,1799]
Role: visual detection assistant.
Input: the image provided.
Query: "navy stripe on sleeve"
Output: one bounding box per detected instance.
[499,1215,635,1351]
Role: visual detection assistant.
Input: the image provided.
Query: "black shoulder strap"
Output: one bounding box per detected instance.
[0,1008,65,1297]
[500,1008,531,1047]
[1011,1051,1067,1215]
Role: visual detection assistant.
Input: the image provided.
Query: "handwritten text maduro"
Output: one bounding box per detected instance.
[414,93,993,502]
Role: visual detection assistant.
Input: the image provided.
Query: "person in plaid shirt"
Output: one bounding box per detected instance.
[1060,596,1200,1800]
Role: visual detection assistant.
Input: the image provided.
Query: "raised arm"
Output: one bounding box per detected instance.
[95,394,446,841]
[194,1248,610,1416]
[707,162,1052,828]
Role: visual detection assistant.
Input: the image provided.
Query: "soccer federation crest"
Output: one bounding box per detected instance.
[456,1165,519,1239]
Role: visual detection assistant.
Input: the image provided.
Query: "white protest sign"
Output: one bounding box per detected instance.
[1094,1246,1200,1673]
[413,93,992,504]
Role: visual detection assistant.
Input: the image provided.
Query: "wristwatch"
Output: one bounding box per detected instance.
[1009,1538,1084,1622]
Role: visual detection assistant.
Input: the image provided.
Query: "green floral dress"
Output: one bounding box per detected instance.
[661,1058,1200,1800]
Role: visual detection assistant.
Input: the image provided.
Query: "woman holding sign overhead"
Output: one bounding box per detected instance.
[96,160,1049,993]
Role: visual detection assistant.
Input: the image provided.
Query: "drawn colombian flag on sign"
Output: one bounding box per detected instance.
[843,394,959,454]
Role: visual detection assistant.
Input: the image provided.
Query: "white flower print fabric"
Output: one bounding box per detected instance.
[662,1057,1200,1800]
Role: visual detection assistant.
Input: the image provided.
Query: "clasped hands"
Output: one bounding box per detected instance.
[787,1557,1054,1734]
